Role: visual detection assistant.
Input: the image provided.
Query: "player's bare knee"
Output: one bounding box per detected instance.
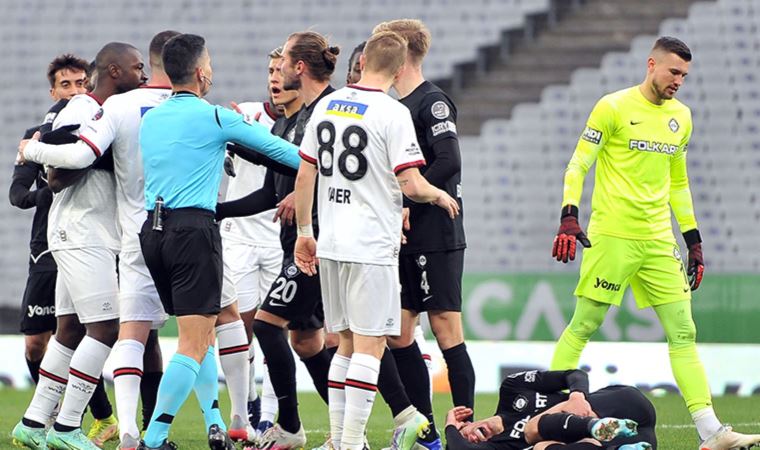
[117,321,152,343]
[86,319,120,346]
[24,334,49,361]
[216,302,241,326]
[291,329,324,358]
[55,314,85,348]
[429,311,464,349]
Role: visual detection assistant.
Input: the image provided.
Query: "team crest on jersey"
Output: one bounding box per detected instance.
[92,108,104,121]
[512,395,528,412]
[669,118,679,133]
[417,255,427,268]
[673,246,681,260]
[326,100,367,119]
[285,263,300,278]
[431,101,449,119]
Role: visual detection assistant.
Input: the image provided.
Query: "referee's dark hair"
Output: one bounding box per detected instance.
[162,33,206,85]
[47,54,89,87]
[149,30,181,69]
[653,36,692,62]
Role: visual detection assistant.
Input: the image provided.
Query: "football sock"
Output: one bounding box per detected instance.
[343,353,380,450]
[24,338,73,426]
[546,443,602,450]
[392,342,437,438]
[113,339,145,441]
[260,360,278,423]
[550,296,609,370]
[538,413,595,442]
[413,324,434,402]
[248,344,258,402]
[56,336,112,427]
[328,353,350,450]
[301,347,332,404]
[252,319,300,433]
[141,371,163,431]
[194,346,225,431]
[653,300,713,415]
[377,347,413,417]
[88,376,113,420]
[217,320,250,423]
[692,407,722,441]
[442,342,476,413]
[26,357,42,385]
[144,353,200,448]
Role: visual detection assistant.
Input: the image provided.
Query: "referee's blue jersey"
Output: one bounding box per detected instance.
[140,92,300,212]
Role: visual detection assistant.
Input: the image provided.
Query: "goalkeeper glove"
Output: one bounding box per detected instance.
[552,205,591,263]
[683,229,704,290]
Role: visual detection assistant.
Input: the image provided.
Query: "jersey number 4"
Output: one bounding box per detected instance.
[317,121,368,180]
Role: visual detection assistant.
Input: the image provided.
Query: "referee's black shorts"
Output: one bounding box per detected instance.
[139,208,222,317]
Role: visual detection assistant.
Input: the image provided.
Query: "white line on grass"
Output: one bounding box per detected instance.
[659,422,760,429]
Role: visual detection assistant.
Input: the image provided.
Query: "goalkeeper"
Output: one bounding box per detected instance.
[550,36,760,450]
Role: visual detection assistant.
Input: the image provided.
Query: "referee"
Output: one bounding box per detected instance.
[137,34,300,450]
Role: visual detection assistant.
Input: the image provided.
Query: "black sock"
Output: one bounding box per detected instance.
[326,346,337,357]
[377,348,413,417]
[87,376,113,420]
[253,319,300,433]
[25,358,41,385]
[538,413,595,443]
[53,422,77,432]
[546,443,601,450]
[392,342,438,440]
[441,343,475,412]
[300,347,331,404]
[140,371,163,431]
[22,418,45,429]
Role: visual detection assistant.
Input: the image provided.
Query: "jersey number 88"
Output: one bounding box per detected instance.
[317,121,368,181]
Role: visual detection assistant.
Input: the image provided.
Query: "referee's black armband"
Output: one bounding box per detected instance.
[683,229,702,246]
[560,204,579,219]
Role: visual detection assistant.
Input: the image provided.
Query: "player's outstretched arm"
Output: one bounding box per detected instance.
[218,107,301,170]
[293,160,318,276]
[396,167,459,219]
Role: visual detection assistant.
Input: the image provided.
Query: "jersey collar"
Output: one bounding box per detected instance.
[347,84,384,93]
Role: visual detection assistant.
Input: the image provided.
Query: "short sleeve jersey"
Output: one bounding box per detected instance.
[79,85,172,252]
[48,93,119,251]
[140,93,300,212]
[300,85,425,265]
[399,81,466,254]
[566,86,694,240]
[221,101,281,248]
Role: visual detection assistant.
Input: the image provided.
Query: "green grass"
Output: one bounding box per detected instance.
[1,389,758,449]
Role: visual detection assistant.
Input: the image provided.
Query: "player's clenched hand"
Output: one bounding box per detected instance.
[17,131,41,165]
[563,391,596,418]
[683,229,704,290]
[552,205,591,263]
[274,192,296,225]
[432,190,460,219]
[294,236,318,276]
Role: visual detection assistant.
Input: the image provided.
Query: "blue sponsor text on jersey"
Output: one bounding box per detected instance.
[325,100,368,119]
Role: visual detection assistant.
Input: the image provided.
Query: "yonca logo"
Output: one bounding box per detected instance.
[594,277,621,292]
[28,305,55,318]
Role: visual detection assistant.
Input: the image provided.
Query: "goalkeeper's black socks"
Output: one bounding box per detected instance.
[25,358,41,385]
[252,319,300,433]
[377,347,413,417]
[88,376,113,420]
[392,342,438,440]
[538,413,595,442]
[301,347,332,404]
[141,371,163,431]
[441,343,475,415]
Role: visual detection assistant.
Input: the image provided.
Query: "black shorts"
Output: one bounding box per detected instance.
[20,269,57,334]
[400,249,464,312]
[139,208,222,317]
[589,385,657,449]
[260,258,324,330]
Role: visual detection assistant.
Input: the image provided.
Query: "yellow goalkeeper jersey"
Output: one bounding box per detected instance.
[562,86,697,240]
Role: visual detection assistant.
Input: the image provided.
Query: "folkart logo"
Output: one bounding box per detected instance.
[594,277,621,292]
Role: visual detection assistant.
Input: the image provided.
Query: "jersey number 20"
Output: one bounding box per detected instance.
[317,121,368,180]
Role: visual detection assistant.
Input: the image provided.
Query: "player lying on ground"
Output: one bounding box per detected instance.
[443,370,654,450]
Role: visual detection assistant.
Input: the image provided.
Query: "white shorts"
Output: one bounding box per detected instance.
[53,247,119,324]
[319,258,401,337]
[221,241,283,312]
[118,250,167,328]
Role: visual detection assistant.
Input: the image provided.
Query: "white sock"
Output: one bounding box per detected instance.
[260,360,278,423]
[328,354,350,450]
[342,353,380,450]
[693,407,723,441]
[414,324,434,402]
[56,336,112,428]
[248,344,258,402]
[112,339,145,441]
[217,320,250,424]
[24,338,74,425]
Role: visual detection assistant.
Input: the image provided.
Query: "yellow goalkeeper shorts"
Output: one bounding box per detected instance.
[575,233,692,307]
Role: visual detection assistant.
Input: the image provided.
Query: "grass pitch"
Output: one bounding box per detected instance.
[1,389,758,449]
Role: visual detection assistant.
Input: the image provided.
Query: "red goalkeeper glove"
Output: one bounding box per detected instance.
[552,205,592,263]
[683,229,704,290]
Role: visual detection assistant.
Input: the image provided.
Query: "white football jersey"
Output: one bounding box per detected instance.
[79,85,172,252]
[48,93,119,251]
[300,85,425,265]
[220,101,281,248]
